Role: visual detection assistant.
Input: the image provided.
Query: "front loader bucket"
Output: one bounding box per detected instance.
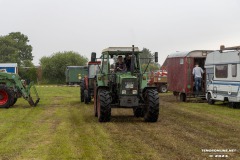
[27,84,40,107]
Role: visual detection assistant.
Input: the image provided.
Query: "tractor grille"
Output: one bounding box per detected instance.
[121,78,138,95]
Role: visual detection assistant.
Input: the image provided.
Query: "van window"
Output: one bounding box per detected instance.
[180,58,184,64]
[215,65,228,78]
[232,64,237,77]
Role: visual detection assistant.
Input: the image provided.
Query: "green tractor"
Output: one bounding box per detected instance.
[93,46,159,122]
[0,71,40,108]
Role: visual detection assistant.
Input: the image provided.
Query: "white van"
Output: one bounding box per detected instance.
[205,46,240,108]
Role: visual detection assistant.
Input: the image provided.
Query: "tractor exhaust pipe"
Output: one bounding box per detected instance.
[131,45,135,75]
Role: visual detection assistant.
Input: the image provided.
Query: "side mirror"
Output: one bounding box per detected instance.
[91,52,96,62]
[155,52,158,62]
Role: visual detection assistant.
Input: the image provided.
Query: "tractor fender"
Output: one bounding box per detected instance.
[96,86,110,93]
[143,87,157,94]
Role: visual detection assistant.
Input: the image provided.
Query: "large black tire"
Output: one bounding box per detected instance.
[97,89,111,122]
[180,93,186,102]
[80,80,85,102]
[207,93,215,105]
[144,89,159,122]
[84,89,89,104]
[0,85,14,108]
[159,85,168,93]
[10,98,18,106]
[81,89,84,102]
[133,108,144,117]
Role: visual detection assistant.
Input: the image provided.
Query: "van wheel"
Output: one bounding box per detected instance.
[180,93,186,102]
[207,93,215,105]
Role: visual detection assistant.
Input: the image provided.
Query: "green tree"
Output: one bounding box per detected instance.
[140,48,153,64]
[40,51,88,84]
[140,48,159,72]
[18,60,38,83]
[0,32,33,66]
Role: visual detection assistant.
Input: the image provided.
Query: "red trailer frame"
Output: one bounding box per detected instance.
[167,50,213,101]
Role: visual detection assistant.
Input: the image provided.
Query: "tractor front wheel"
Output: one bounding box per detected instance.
[0,85,14,108]
[144,89,159,122]
[97,89,111,122]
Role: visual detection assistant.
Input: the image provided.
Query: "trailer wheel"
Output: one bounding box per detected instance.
[0,86,14,108]
[160,85,168,93]
[144,89,159,122]
[207,93,215,105]
[180,93,186,102]
[97,89,111,122]
[228,102,237,109]
[133,108,144,117]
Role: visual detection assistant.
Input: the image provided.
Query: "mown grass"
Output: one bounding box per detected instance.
[0,88,239,159]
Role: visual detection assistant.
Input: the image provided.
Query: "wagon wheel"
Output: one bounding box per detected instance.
[180,93,186,102]
[0,85,14,108]
[160,85,168,93]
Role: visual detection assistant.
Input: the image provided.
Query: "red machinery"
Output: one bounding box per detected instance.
[148,69,168,93]
[80,53,101,104]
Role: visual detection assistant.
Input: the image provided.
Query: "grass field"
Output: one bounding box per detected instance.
[0,86,239,160]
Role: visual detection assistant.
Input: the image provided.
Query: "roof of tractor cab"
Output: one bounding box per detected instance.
[102,47,141,55]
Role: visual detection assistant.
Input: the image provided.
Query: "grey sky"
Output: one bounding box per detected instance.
[1,0,239,65]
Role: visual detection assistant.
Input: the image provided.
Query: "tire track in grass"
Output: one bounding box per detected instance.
[102,109,164,160]
[160,97,240,159]
[68,104,124,160]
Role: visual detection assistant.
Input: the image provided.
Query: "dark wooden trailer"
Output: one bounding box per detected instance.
[166,50,213,101]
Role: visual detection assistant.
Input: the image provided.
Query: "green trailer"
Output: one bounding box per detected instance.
[65,66,88,85]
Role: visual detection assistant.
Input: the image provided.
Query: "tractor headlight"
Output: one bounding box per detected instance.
[122,90,126,94]
[132,90,137,94]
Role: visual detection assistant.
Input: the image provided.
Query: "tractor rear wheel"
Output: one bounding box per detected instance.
[81,89,84,102]
[133,108,144,117]
[0,85,14,108]
[144,89,159,122]
[97,89,111,122]
[10,98,18,106]
[84,89,89,104]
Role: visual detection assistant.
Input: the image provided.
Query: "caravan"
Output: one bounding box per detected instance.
[205,46,240,108]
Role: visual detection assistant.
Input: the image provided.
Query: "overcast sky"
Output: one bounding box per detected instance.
[0,0,239,65]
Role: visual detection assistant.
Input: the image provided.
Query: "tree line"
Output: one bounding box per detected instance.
[0,32,159,84]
